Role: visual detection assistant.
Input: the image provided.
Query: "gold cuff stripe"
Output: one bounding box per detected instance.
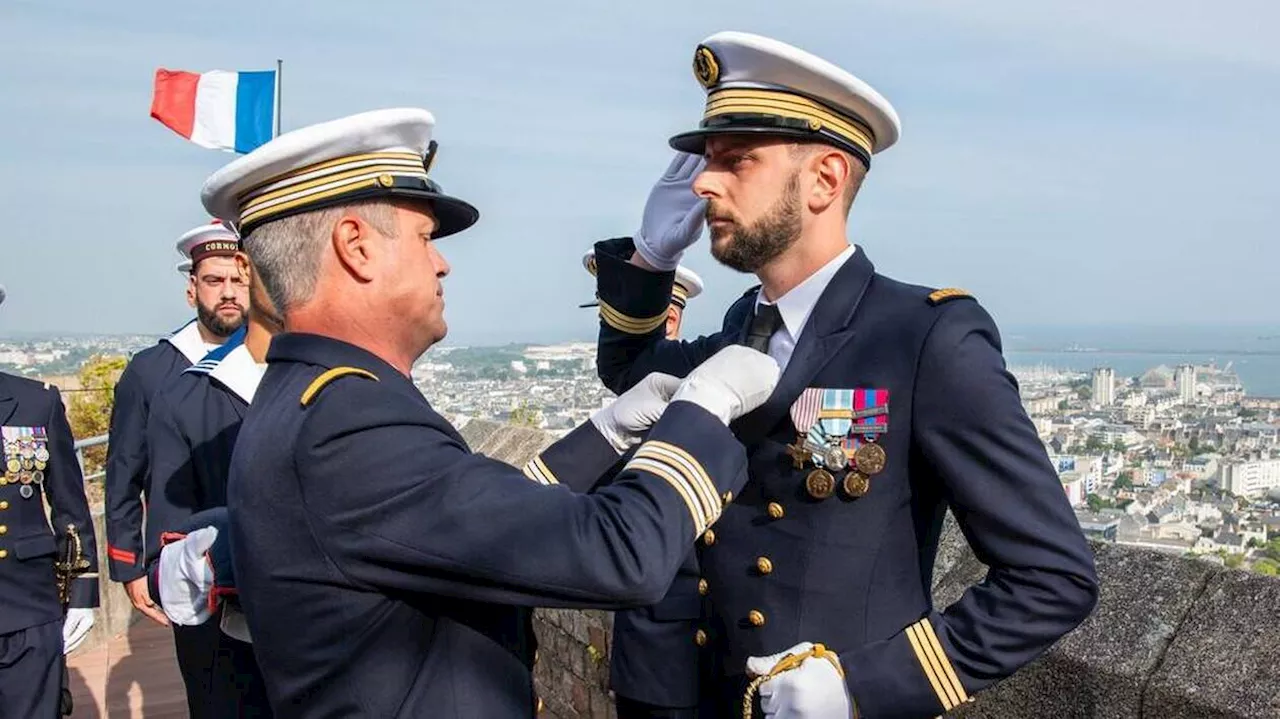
[628,457,708,533]
[919,618,969,704]
[906,622,956,712]
[243,157,424,209]
[671,284,690,304]
[705,88,874,157]
[597,299,667,335]
[641,441,719,524]
[522,456,559,485]
[641,446,717,526]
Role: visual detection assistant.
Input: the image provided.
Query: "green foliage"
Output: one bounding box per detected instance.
[1224,553,1246,570]
[66,354,126,477]
[508,400,542,428]
[1253,559,1280,577]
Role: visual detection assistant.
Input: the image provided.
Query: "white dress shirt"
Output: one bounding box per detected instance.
[754,245,857,371]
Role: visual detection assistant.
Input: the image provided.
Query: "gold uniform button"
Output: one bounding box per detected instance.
[694,629,708,646]
[0,478,7,486]
[0,526,7,535]
[722,491,733,504]
[698,578,709,596]
[0,549,7,559]
[0,501,8,510]
[756,557,773,575]
[748,610,766,627]
[536,697,544,714]
[767,502,785,519]
[702,529,716,546]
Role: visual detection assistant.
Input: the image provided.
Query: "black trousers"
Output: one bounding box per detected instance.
[173,611,273,718]
[0,620,63,719]
[615,695,701,719]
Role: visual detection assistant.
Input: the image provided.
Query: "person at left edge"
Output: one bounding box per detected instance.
[103,221,245,630]
[201,107,779,718]
[142,246,278,717]
[0,283,100,719]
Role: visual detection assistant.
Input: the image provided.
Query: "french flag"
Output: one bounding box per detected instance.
[150,68,277,153]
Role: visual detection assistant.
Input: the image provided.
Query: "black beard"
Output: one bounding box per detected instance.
[196,301,247,338]
[709,172,802,273]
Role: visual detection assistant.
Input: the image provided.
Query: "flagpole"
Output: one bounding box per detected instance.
[274,59,283,138]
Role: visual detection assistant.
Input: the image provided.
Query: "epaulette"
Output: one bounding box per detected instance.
[926,288,974,306]
[300,367,379,407]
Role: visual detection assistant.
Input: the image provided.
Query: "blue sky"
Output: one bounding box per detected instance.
[1,0,1276,345]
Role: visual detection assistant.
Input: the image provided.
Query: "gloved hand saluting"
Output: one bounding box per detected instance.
[632,152,707,271]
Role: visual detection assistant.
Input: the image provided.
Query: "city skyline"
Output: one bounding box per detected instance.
[1,0,1277,340]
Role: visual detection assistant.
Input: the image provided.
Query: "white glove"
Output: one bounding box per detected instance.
[632,153,708,271]
[157,526,218,626]
[62,607,95,655]
[590,373,684,453]
[671,345,780,424]
[747,642,853,719]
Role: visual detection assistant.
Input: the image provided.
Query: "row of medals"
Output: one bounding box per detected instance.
[788,430,886,500]
[4,440,50,499]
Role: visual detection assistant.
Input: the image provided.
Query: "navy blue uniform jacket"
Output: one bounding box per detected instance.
[591,238,1098,719]
[104,319,209,581]
[0,373,100,635]
[227,333,751,718]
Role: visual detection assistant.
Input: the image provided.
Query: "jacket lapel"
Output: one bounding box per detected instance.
[731,248,877,446]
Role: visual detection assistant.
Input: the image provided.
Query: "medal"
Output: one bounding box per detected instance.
[805,469,835,499]
[21,457,34,471]
[34,446,49,463]
[19,470,33,485]
[785,435,812,469]
[34,459,46,470]
[842,470,870,498]
[32,470,44,484]
[854,443,886,476]
[5,458,19,474]
[19,484,33,499]
[19,443,34,460]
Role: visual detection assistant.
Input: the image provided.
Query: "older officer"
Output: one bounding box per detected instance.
[143,247,279,717]
[590,31,1099,718]
[0,284,99,718]
[103,222,244,629]
[199,107,780,718]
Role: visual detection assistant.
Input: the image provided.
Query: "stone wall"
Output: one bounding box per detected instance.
[461,420,1280,719]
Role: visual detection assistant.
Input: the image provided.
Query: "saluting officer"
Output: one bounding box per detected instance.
[0,284,99,718]
[198,107,780,718]
[103,221,245,633]
[590,32,1099,718]
[582,249,704,340]
[143,245,279,717]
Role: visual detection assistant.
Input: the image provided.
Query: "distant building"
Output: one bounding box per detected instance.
[1176,364,1197,404]
[1221,458,1280,498]
[1092,367,1116,407]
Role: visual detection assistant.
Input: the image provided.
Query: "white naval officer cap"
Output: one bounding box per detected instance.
[579,250,703,309]
[670,31,901,167]
[176,219,240,265]
[201,108,478,239]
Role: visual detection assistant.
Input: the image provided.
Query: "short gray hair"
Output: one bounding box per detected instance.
[241,201,398,314]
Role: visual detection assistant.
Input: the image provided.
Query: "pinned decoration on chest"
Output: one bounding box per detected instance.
[788,389,887,500]
[2,426,49,500]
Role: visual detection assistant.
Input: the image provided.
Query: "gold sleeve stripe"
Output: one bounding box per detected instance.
[627,457,709,533]
[521,456,558,485]
[906,622,955,711]
[640,442,720,524]
[919,618,969,704]
[301,367,380,406]
[598,299,667,335]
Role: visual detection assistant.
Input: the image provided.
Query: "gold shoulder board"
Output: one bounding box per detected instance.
[300,367,379,407]
[926,288,974,306]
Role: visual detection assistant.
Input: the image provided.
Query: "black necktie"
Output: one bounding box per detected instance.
[745,303,783,354]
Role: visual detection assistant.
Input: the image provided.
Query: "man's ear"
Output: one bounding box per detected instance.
[331,212,380,282]
[807,148,853,214]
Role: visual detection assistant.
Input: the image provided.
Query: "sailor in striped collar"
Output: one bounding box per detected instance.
[142,248,278,716]
[103,221,242,637]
